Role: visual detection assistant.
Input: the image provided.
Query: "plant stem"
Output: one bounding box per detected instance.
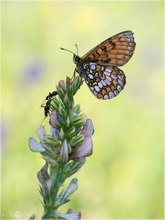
[41,163,64,219]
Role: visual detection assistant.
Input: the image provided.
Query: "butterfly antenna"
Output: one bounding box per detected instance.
[60,47,75,55]
[75,44,79,56]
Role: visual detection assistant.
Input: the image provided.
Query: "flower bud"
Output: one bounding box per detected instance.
[59,128,65,140]
[45,135,61,147]
[50,126,59,138]
[59,140,69,163]
[54,178,78,208]
[71,137,93,158]
[62,178,78,199]
[81,119,94,137]
[70,76,82,96]
[57,87,65,99]
[43,155,58,166]
[71,113,87,127]
[29,137,45,153]
[37,163,53,197]
[63,94,69,104]
[62,158,86,179]
[58,104,67,118]
[69,134,84,147]
[37,162,49,183]
[51,98,60,110]
[65,116,70,127]
[66,126,76,138]
[73,104,80,115]
[49,110,58,128]
[55,210,81,220]
[58,80,65,89]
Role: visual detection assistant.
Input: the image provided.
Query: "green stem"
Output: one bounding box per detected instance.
[41,163,65,219]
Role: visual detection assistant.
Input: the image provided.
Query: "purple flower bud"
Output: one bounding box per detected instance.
[29,137,45,152]
[49,110,58,128]
[64,94,68,103]
[56,210,81,220]
[50,126,59,138]
[37,162,49,183]
[59,140,69,163]
[58,80,65,88]
[81,119,94,138]
[71,137,93,158]
[37,163,53,197]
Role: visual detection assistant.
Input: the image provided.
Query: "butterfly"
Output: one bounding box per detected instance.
[61,30,136,100]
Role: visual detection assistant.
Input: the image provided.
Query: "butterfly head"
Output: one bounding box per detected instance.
[60,44,80,64]
[73,54,80,64]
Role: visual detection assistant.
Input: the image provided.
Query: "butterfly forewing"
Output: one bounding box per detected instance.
[83,62,126,100]
[81,31,135,67]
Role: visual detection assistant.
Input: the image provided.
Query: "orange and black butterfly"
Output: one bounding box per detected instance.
[61,30,136,100]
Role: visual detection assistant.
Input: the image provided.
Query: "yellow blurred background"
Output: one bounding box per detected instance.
[1,1,164,219]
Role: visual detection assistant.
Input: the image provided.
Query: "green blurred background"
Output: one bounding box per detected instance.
[1,1,164,219]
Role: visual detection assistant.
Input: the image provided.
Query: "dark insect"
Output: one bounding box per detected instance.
[41,91,58,117]
[61,30,136,100]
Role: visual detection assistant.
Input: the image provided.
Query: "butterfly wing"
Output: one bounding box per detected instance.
[81,31,135,67]
[82,62,126,100]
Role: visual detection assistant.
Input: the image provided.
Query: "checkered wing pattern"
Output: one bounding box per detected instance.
[83,62,126,100]
[73,30,135,100]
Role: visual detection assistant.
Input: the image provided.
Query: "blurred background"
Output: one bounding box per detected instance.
[1,1,164,219]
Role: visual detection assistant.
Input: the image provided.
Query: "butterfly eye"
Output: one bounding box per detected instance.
[73,55,80,64]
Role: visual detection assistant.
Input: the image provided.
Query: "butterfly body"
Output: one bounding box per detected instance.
[66,31,135,100]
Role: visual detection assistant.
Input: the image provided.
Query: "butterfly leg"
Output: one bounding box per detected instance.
[71,68,77,80]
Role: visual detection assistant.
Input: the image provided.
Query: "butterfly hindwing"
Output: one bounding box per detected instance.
[83,62,126,100]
